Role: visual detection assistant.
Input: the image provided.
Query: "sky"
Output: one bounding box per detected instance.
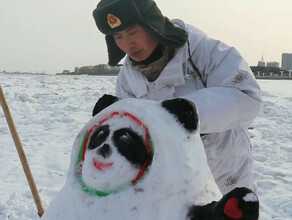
[0,0,291,74]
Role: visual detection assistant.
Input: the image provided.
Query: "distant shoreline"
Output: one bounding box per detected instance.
[250,66,292,80]
[2,70,292,80]
[255,76,292,80]
[0,71,118,76]
[55,72,118,76]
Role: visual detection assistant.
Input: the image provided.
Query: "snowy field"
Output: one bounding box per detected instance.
[0,73,291,219]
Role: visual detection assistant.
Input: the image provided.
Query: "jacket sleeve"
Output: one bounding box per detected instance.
[182,36,262,134]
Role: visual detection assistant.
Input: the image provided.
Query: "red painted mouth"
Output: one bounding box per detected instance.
[93,158,113,171]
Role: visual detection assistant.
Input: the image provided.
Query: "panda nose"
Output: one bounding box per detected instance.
[97,144,111,159]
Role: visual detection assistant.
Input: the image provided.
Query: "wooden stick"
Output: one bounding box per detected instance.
[0,81,44,217]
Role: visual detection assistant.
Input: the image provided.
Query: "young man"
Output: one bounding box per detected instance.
[92,0,262,195]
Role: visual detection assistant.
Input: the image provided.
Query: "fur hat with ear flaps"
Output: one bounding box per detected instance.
[93,0,188,66]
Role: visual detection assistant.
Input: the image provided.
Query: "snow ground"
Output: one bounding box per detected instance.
[0,73,291,219]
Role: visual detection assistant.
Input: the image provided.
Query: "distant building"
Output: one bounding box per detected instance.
[73,64,120,75]
[257,54,265,67]
[281,53,292,70]
[267,62,279,68]
[76,66,93,74]
[251,66,292,79]
[93,64,109,70]
[62,70,71,74]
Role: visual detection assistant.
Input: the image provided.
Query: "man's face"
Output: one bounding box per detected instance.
[113,25,158,62]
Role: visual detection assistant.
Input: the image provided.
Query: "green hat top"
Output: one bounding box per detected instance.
[93,0,188,66]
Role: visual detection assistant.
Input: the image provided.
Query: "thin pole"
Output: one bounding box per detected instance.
[0,81,44,217]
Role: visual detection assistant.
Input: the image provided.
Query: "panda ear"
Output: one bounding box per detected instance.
[161,98,199,132]
[92,94,119,116]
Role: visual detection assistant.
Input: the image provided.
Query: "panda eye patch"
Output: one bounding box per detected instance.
[119,132,134,144]
[113,128,148,166]
[88,125,110,150]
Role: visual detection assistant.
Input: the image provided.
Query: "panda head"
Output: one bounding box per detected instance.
[72,98,199,196]
[76,111,153,196]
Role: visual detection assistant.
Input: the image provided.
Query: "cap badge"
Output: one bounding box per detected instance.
[107,14,121,29]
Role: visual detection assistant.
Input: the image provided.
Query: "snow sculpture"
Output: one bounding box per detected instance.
[42,97,259,220]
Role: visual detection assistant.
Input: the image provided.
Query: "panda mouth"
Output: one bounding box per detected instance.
[93,158,113,171]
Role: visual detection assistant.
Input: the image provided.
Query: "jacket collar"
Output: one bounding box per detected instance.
[155,44,187,88]
[122,43,188,98]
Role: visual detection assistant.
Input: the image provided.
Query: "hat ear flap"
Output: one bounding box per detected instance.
[105,35,126,66]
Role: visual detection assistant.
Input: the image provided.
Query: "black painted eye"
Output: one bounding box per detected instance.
[88,125,110,150]
[113,128,148,166]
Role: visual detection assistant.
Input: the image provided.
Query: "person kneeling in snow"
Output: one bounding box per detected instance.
[92,0,262,195]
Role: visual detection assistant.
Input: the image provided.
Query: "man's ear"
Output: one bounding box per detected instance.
[161,98,199,132]
[92,94,119,116]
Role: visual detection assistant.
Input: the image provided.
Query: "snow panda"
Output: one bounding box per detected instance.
[42,95,259,220]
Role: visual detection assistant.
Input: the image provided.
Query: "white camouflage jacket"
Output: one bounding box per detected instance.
[115,19,262,195]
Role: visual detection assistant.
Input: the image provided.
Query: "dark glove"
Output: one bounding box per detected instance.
[92,94,119,116]
[188,187,259,220]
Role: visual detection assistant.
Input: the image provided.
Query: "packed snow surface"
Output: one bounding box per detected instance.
[0,73,291,219]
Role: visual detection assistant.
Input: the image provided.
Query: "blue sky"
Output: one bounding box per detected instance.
[0,0,291,74]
